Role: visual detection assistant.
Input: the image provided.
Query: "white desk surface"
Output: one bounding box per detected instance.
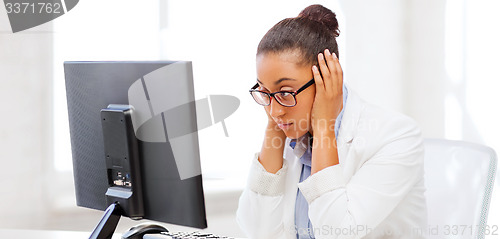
[0,229,122,239]
[0,229,245,239]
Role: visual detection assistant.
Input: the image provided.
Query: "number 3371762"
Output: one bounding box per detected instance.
[443,225,498,236]
[5,2,63,14]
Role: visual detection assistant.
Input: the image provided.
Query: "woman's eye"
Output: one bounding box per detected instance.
[279,92,291,97]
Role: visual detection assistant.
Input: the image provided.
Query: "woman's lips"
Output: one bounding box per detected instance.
[278,122,293,130]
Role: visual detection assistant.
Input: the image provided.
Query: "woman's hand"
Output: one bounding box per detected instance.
[311,49,344,136]
[258,105,287,174]
[310,49,343,174]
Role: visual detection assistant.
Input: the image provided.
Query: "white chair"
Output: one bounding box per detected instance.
[424,138,497,239]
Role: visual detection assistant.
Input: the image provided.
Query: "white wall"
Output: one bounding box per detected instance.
[0,7,54,228]
[340,0,407,113]
[404,0,447,138]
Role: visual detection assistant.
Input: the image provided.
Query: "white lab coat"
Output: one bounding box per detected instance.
[236,87,428,239]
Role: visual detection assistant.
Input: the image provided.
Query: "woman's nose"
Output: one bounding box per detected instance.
[268,97,285,118]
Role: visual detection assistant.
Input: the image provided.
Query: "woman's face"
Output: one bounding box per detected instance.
[256,50,315,139]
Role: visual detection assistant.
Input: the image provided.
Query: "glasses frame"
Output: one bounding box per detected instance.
[249,78,315,107]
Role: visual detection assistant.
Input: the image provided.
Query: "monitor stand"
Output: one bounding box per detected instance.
[89,202,123,239]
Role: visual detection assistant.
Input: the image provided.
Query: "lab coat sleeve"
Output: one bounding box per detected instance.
[236,153,289,239]
[297,116,424,239]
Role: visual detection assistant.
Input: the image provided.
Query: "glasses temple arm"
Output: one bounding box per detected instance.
[295,79,315,94]
[250,83,259,90]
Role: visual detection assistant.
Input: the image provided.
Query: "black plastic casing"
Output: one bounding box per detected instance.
[65,61,207,229]
[101,105,144,219]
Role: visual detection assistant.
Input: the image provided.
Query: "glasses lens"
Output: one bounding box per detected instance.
[251,91,270,105]
[275,92,296,106]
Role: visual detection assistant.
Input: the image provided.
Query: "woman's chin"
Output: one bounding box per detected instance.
[283,130,308,140]
[284,133,297,139]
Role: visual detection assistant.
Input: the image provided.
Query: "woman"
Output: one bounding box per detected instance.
[236,4,427,239]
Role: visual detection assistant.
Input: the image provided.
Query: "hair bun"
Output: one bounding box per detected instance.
[298,4,340,37]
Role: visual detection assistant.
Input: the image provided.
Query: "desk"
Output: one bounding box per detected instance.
[0,229,122,239]
[0,229,245,239]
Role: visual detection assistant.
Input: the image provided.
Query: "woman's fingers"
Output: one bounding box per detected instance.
[312,65,324,94]
[325,49,344,94]
[324,49,336,73]
[314,49,344,97]
[332,52,343,93]
[317,52,332,93]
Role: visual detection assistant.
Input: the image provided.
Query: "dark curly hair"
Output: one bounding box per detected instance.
[257,4,340,66]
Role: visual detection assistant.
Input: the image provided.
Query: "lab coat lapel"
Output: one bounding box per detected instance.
[337,85,363,166]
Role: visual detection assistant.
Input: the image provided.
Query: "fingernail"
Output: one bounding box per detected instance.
[333,52,337,58]
[325,49,331,55]
[318,53,323,59]
[312,65,318,71]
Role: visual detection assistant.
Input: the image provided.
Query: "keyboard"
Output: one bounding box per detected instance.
[143,231,235,239]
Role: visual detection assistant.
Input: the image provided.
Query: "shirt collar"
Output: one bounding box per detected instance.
[289,132,311,165]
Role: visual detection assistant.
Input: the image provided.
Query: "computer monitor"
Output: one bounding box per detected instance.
[64,61,208,237]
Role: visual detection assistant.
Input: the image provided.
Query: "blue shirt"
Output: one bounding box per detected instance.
[291,85,348,239]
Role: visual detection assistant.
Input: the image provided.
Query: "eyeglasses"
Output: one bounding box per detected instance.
[249,78,315,107]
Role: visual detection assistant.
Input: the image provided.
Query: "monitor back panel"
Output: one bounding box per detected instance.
[64,61,207,228]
